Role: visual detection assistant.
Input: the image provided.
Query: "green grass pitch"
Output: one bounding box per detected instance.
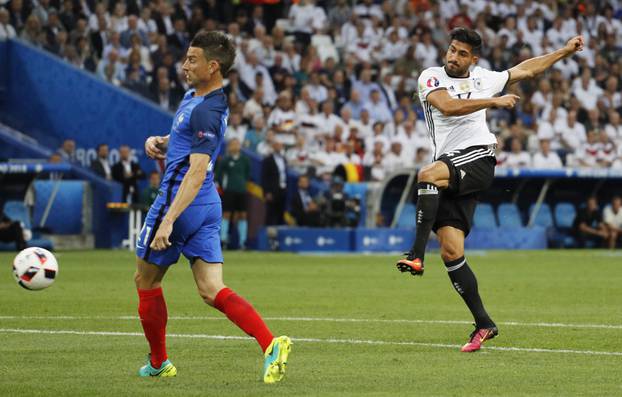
[1,250,621,396]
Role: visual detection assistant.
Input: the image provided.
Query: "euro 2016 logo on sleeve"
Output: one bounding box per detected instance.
[427,76,440,88]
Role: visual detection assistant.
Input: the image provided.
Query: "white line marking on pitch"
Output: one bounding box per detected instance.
[0,315,621,330]
[0,328,620,357]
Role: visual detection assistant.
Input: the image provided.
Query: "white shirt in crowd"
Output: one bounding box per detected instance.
[532,151,563,169]
[603,205,622,229]
[571,77,603,111]
[288,2,327,34]
[554,119,587,152]
[505,151,532,168]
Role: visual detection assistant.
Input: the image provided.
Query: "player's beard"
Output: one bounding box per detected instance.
[445,63,468,78]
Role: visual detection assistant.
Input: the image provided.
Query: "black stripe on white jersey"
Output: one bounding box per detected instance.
[424,101,437,159]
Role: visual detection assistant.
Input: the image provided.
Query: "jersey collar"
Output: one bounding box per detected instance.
[190,87,224,99]
[443,65,470,79]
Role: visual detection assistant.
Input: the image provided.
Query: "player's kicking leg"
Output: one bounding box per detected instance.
[396,161,450,276]
[134,257,177,377]
[191,259,292,383]
[437,226,497,352]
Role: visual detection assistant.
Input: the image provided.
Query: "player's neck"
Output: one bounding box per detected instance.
[194,76,223,97]
[444,65,469,79]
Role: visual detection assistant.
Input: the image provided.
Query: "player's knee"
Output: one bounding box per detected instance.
[440,244,463,262]
[134,270,160,290]
[197,285,219,306]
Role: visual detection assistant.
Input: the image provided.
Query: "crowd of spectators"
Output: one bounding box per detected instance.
[3,0,622,182]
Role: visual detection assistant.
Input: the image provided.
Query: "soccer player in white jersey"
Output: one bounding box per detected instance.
[396,28,584,352]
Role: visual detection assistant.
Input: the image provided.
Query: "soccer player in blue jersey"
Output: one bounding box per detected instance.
[134,30,291,383]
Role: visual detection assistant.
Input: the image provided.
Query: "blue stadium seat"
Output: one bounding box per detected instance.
[3,201,31,229]
[528,203,554,227]
[497,203,523,228]
[473,203,496,228]
[554,202,577,228]
[1,200,54,251]
[396,203,416,229]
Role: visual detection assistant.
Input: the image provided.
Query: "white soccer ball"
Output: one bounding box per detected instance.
[12,247,58,290]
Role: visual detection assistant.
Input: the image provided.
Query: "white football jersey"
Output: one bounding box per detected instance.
[417,66,510,159]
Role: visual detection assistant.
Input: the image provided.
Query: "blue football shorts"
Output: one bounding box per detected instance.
[136,196,224,266]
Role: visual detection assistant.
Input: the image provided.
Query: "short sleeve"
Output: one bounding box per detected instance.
[190,105,225,156]
[417,68,446,102]
[482,69,510,95]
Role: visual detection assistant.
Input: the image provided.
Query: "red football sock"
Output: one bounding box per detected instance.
[214,288,274,352]
[138,287,168,368]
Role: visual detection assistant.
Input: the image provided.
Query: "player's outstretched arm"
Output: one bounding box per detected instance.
[150,153,209,250]
[145,135,170,160]
[507,36,584,85]
[427,89,520,117]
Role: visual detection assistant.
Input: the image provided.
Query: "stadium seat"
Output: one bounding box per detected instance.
[497,203,523,228]
[3,200,31,229]
[473,203,496,228]
[396,203,416,229]
[554,202,576,228]
[528,203,554,228]
[1,200,54,251]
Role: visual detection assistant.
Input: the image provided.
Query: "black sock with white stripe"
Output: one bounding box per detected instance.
[411,182,439,261]
[445,256,495,329]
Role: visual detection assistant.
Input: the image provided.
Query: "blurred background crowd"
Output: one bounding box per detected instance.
[2,0,622,181]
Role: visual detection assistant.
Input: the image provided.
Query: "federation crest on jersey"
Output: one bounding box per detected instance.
[427,77,440,88]
[174,113,185,129]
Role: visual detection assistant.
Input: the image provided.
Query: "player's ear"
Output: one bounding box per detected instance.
[471,54,479,66]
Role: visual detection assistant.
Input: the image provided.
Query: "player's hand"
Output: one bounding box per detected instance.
[145,136,167,160]
[495,94,520,109]
[564,36,584,55]
[150,219,173,251]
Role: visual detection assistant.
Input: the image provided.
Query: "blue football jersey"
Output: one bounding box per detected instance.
[159,88,228,205]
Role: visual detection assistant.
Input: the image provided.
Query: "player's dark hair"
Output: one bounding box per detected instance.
[190,30,236,76]
[449,27,482,56]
